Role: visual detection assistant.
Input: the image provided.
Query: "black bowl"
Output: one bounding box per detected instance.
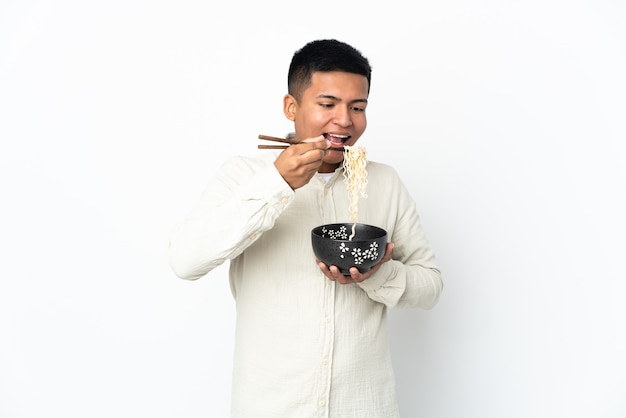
[311,223,388,275]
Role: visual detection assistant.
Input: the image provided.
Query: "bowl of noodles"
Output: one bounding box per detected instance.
[311,223,387,275]
[312,144,386,274]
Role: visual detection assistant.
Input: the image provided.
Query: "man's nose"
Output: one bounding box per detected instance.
[333,106,353,127]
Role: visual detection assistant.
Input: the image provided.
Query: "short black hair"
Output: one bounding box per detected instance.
[287,39,372,102]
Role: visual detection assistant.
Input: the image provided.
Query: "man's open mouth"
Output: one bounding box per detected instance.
[323,133,350,146]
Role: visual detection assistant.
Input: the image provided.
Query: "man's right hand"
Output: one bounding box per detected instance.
[273,135,330,190]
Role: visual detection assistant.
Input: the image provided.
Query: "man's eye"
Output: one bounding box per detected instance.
[352,106,365,112]
[320,103,334,108]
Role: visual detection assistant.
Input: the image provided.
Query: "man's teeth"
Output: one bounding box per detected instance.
[325,134,349,142]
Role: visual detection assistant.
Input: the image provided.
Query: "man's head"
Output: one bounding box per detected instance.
[287,39,372,103]
[284,40,372,172]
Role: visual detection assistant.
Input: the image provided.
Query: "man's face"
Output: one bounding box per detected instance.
[284,71,369,172]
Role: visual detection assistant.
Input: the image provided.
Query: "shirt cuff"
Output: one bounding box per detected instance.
[357,261,398,292]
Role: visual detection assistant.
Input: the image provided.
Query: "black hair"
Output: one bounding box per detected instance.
[287,39,372,102]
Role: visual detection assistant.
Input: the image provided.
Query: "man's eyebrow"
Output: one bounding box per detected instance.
[316,94,368,104]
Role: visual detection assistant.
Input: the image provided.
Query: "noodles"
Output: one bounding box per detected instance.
[342,145,368,240]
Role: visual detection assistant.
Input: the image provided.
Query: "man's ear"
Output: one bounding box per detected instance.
[283,94,297,121]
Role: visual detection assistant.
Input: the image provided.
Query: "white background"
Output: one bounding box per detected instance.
[1,1,625,417]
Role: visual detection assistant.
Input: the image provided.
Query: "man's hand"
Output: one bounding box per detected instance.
[273,135,329,190]
[317,242,394,285]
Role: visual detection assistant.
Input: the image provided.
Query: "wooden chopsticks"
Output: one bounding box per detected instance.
[258,134,345,152]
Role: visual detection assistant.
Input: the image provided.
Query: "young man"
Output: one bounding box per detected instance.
[169,39,443,417]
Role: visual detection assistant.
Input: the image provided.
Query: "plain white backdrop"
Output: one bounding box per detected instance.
[1,1,625,417]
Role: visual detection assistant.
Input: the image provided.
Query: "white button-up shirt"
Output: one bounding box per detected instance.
[169,153,443,417]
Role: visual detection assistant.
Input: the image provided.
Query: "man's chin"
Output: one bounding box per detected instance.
[323,154,344,165]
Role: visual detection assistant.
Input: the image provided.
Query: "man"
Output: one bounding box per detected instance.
[169,39,443,417]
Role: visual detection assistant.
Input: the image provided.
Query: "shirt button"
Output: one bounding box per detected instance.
[322,358,329,365]
[280,197,289,205]
[319,400,326,407]
[249,234,257,241]
[325,316,331,323]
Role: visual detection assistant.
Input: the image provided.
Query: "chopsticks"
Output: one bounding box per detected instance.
[258,134,345,152]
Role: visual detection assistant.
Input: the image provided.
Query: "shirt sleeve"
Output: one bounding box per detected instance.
[168,155,294,280]
[356,173,443,310]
